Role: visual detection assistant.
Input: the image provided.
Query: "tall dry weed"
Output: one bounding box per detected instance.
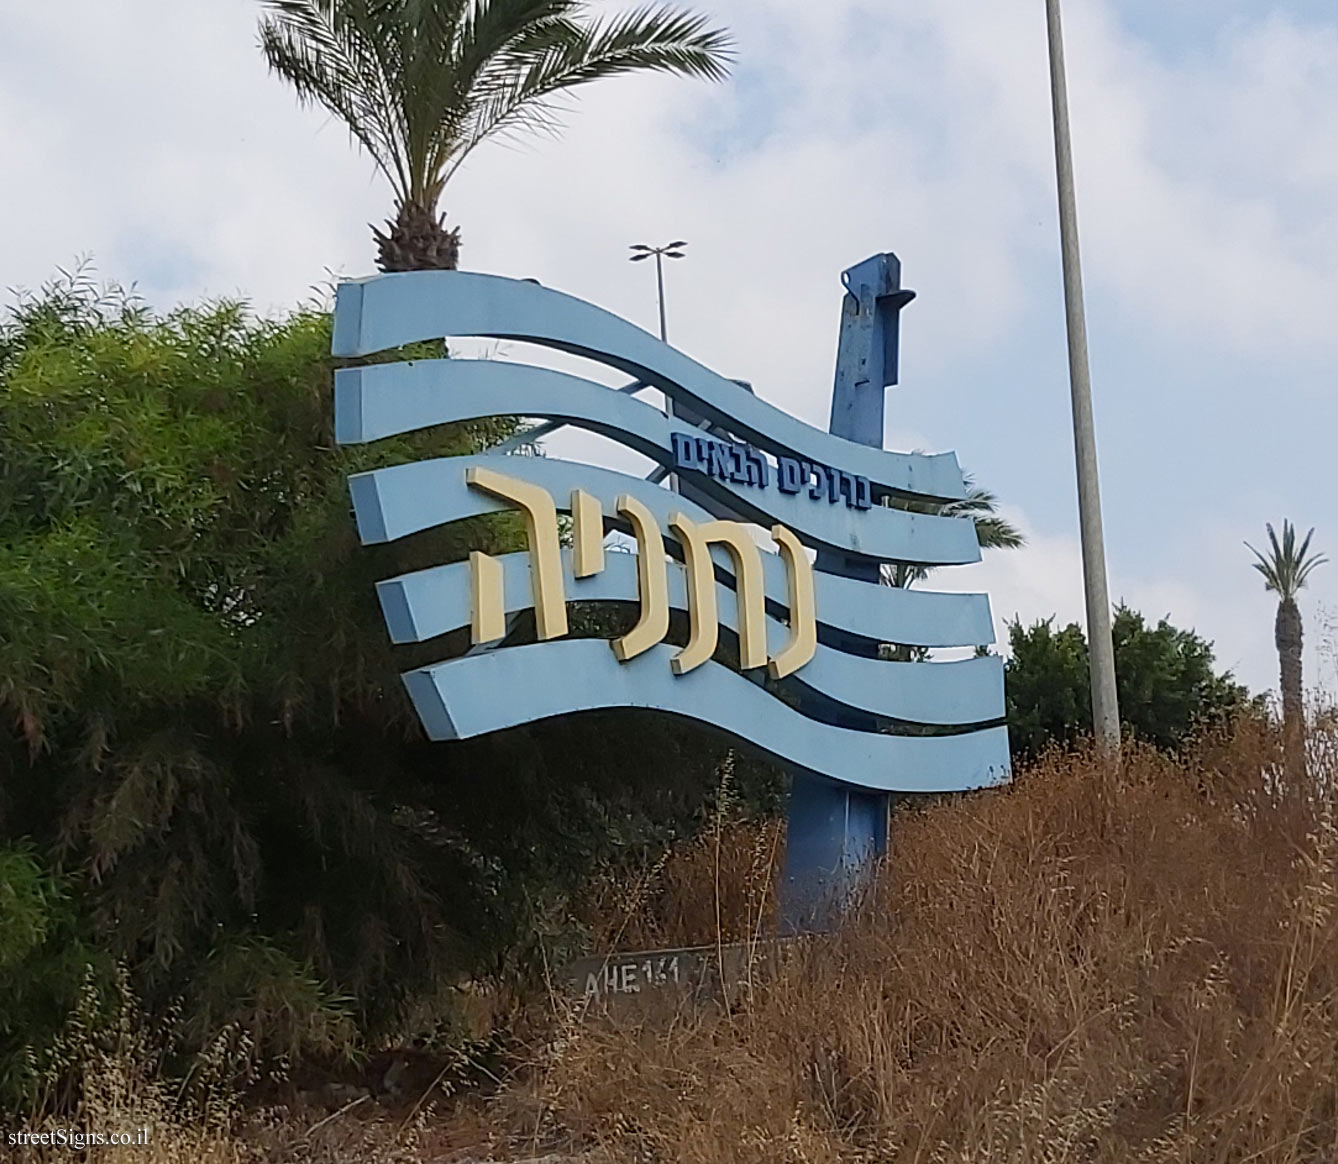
[7,967,255,1163]
[505,720,1338,1163]
[573,751,785,953]
[3,968,452,1163]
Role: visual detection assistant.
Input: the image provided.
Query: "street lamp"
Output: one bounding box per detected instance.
[629,241,687,342]
[1044,0,1121,751]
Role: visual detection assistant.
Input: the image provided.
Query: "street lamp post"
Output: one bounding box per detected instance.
[631,241,689,491]
[1044,0,1121,751]
[630,241,687,342]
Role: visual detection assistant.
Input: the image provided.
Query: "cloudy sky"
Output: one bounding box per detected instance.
[3,0,1336,698]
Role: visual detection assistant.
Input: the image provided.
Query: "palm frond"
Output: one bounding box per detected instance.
[444,4,734,183]
[261,0,732,218]
[422,0,583,198]
[944,481,1025,551]
[259,0,414,201]
[1245,520,1327,600]
[391,0,474,202]
[972,514,1026,552]
[882,471,1026,568]
[881,561,928,589]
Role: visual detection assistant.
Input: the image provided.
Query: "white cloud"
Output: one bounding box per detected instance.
[1060,2,1338,355]
[3,0,1336,704]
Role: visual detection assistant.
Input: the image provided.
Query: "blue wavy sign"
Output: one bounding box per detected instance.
[333,260,1010,926]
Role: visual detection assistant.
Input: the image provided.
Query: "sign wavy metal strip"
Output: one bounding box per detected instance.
[349,453,981,566]
[402,639,1011,793]
[335,359,974,560]
[331,272,966,503]
[386,548,994,650]
[377,550,1004,726]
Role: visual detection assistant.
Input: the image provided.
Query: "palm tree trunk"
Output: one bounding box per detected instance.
[373,200,461,272]
[1275,596,1305,783]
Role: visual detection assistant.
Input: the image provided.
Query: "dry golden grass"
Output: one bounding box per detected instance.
[573,812,785,953]
[500,721,1338,1163]
[5,969,487,1163]
[11,720,1338,1162]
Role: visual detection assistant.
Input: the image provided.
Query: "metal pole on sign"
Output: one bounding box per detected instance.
[631,241,688,490]
[1044,0,1121,751]
[629,241,686,345]
[655,252,668,342]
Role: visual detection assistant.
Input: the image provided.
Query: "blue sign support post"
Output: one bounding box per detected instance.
[779,253,918,934]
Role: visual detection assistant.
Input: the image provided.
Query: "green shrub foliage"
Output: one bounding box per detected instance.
[0,270,778,1101]
[1004,605,1254,762]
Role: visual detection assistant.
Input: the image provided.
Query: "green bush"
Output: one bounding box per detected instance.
[1004,605,1256,762]
[0,844,57,968]
[0,268,777,1104]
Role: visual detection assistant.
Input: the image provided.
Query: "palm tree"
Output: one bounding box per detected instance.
[1246,520,1327,778]
[882,475,1025,589]
[258,0,733,271]
[880,474,1025,662]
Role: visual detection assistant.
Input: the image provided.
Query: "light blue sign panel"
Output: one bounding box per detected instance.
[339,359,873,514]
[402,640,1010,795]
[383,549,995,651]
[331,270,966,502]
[331,259,1012,937]
[377,550,1004,727]
[348,452,981,567]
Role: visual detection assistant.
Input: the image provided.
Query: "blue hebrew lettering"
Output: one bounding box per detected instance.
[835,470,860,507]
[826,468,843,505]
[778,456,803,494]
[745,448,770,489]
[670,431,700,471]
[728,442,749,485]
[708,440,732,481]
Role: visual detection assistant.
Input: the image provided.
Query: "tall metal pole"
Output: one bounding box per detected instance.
[631,241,687,487]
[655,252,668,342]
[630,241,686,344]
[1045,0,1121,749]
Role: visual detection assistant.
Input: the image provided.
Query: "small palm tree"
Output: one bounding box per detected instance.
[880,475,1024,662]
[882,475,1025,589]
[1246,520,1327,778]
[258,0,733,271]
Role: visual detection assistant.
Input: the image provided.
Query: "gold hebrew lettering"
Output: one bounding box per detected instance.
[571,489,605,578]
[468,550,506,645]
[767,525,817,678]
[465,466,568,640]
[667,514,768,674]
[667,514,718,675]
[611,495,669,661]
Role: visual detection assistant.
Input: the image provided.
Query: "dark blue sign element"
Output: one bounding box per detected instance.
[670,432,872,510]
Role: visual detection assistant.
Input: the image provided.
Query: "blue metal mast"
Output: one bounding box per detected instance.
[779,253,917,933]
